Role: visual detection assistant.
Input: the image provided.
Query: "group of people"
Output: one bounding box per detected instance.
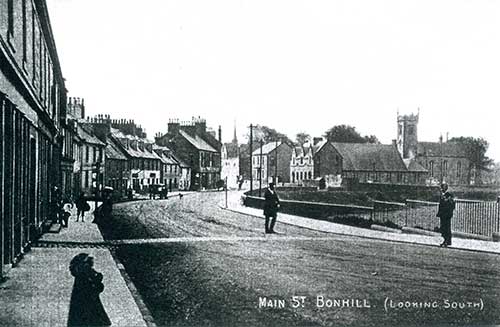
[50,187,90,227]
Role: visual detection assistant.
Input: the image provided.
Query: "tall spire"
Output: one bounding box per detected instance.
[232,119,238,144]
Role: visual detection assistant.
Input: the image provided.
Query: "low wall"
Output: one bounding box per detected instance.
[243,195,372,220]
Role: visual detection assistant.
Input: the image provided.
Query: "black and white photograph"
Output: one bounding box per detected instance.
[1,0,500,326]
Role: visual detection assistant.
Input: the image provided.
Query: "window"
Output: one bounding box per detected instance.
[429,161,434,177]
[85,146,89,163]
[457,161,461,178]
[443,160,448,176]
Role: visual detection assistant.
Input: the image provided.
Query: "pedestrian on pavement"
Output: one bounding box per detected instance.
[75,192,89,222]
[60,199,73,228]
[50,186,62,224]
[263,182,280,234]
[436,182,455,247]
[68,253,111,326]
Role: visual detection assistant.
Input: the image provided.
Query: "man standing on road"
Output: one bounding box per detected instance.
[436,182,455,247]
[264,182,280,234]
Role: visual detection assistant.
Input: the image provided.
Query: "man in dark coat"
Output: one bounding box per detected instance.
[263,182,280,234]
[436,182,455,247]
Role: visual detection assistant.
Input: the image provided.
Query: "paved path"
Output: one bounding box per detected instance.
[0,203,148,327]
[223,190,500,255]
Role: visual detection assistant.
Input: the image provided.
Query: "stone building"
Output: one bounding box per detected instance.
[330,142,428,185]
[153,145,182,191]
[221,126,240,189]
[252,141,293,184]
[1,0,67,276]
[156,118,222,190]
[104,136,129,196]
[77,125,105,194]
[88,115,162,193]
[397,112,471,185]
[290,143,314,184]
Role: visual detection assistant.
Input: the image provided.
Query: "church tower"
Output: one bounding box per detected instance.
[397,110,419,159]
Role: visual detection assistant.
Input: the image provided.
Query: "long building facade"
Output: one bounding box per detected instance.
[1,0,67,277]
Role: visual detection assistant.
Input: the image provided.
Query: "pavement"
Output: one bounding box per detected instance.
[222,190,500,255]
[0,202,149,327]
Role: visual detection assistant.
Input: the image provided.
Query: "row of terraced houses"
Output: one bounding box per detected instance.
[0,0,225,278]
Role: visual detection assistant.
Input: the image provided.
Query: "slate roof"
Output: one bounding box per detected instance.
[152,145,177,164]
[331,143,408,172]
[293,144,313,157]
[251,142,283,156]
[293,146,304,157]
[78,126,105,146]
[105,138,127,160]
[110,128,161,160]
[417,142,468,157]
[312,140,328,154]
[179,130,218,153]
[403,158,428,172]
[171,153,190,168]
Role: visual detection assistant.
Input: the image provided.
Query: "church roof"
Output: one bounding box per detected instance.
[417,142,467,158]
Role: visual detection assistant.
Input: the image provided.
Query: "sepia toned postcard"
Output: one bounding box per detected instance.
[1,0,500,326]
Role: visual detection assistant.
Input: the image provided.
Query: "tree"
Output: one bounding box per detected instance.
[449,136,494,184]
[245,125,293,145]
[363,135,380,144]
[324,125,378,144]
[295,132,311,145]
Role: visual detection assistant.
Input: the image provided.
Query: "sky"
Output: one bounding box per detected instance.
[46,0,500,161]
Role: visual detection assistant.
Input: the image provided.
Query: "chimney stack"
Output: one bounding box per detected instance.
[313,137,323,145]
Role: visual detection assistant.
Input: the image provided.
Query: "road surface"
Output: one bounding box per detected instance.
[99,191,500,327]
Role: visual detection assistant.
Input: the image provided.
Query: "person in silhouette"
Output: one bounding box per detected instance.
[68,253,111,326]
[263,182,280,234]
[75,193,89,222]
[436,182,455,247]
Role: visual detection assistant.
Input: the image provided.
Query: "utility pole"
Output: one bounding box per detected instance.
[225,176,228,208]
[250,124,253,193]
[274,138,278,184]
[439,134,443,184]
[259,139,263,197]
